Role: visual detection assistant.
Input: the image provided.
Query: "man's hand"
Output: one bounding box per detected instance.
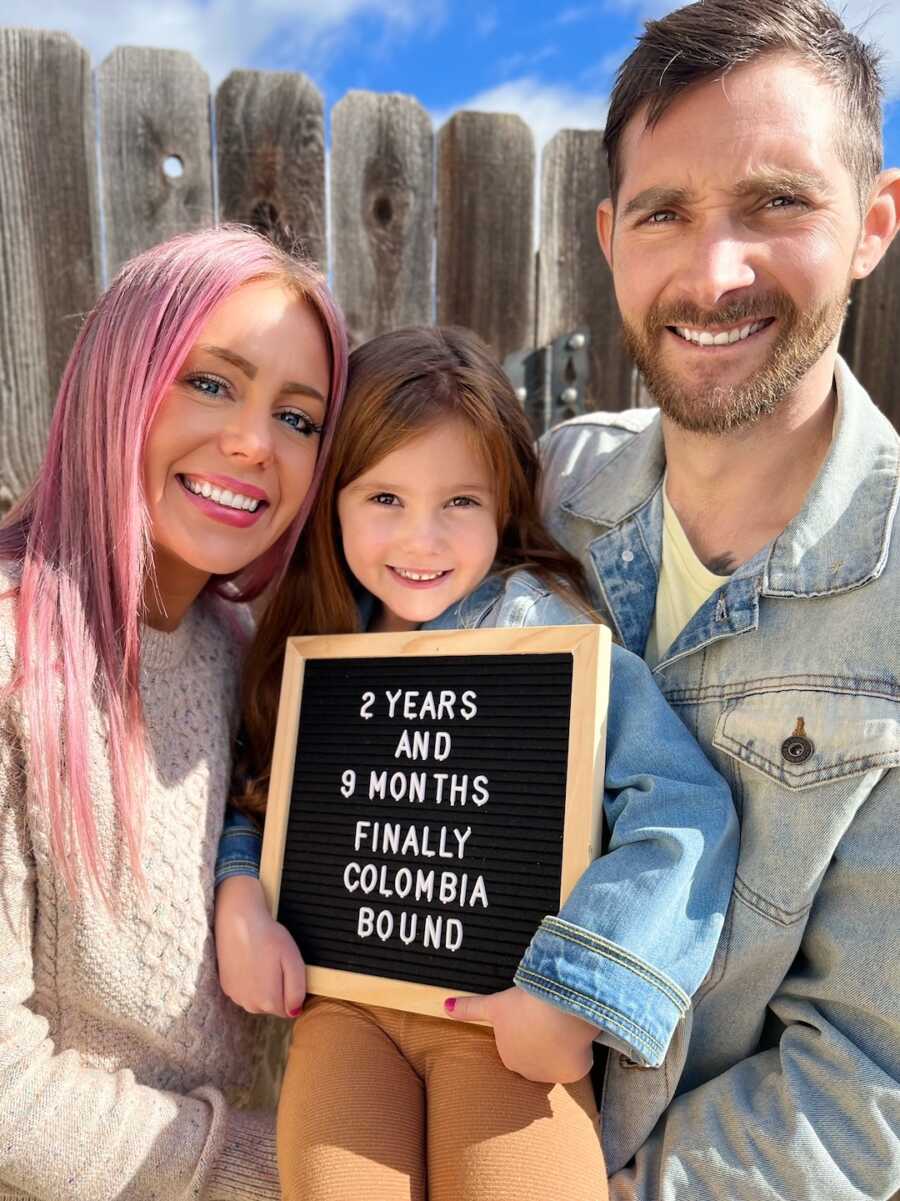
[214,875,306,1018]
[444,986,598,1083]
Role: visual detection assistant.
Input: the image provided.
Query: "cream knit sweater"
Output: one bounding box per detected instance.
[0,577,279,1201]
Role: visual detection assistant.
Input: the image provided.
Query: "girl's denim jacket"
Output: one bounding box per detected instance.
[216,571,738,1069]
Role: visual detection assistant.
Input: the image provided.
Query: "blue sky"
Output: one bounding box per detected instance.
[3,0,899,170]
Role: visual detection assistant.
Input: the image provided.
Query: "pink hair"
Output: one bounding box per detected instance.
[0,225,348,900]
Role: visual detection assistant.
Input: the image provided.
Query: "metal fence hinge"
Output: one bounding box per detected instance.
[504,329,590,436]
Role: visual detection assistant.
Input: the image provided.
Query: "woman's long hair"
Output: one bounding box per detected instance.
[237,324,594,818]
[0,225,349,899]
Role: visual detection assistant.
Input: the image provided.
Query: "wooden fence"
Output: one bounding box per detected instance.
[1,26,899,510]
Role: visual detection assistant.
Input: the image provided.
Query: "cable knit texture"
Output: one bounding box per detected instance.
[0,571,278,1201]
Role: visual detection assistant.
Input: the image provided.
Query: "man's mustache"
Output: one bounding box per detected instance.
[645,293,795,331]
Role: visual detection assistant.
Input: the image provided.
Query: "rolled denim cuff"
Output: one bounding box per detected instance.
[214,811,263,888]
[214,858,263,888]
[514,914,691,1067]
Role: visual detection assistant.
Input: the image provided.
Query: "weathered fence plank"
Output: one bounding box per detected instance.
[537,130,637,413]
[216,70,326,264]
[437,112,534,361]
[0,29,98,509]
[839,237,900,426]
[97,47,213,279]
[331,91,433,348]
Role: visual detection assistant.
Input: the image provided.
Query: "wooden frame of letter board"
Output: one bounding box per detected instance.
[259,624,611,1020]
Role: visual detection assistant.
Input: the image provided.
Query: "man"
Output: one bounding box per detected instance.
[538,1,900,1197]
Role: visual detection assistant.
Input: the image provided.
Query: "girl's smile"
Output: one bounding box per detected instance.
[388,566,453,587]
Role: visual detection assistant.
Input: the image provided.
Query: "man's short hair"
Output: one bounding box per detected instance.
[604,0,884,208]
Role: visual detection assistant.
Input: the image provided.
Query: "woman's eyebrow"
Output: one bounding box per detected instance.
[282,381,327,402]
[198,344,325,401]
[200,345,257,378]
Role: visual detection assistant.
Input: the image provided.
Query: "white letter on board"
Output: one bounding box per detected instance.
[460,690,478,720]
[395,867,413,898]
[434,731,451,761]
[343,862,361,892]
[354,821,370,851]
[357,907,374,937]
[408,772,426,804]
[445,919,463,951]
[449,775,468,805]
[341,769,357,798]
[423,914,442,949]
[359,691,376,720]
[469,875,489,908]
[399,912,418,945]
[415,869,435,901]
[471,776,490,806]
[376,910,394,941]
[394,729,413,759]
[454,827,472,858]
[385,689,402,719]
[439,872,458,904]
[369,771,387,799]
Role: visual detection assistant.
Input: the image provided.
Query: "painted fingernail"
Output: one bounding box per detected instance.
[444,998,456,1013]
[288,1006,303,1017]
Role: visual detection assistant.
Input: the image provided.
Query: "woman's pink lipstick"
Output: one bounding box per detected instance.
[177,474,269,528]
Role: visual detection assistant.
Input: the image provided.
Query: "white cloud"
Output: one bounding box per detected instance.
[433,76,607,157]
[1,0,444,83]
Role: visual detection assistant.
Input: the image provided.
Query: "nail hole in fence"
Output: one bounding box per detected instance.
[163,155,184,179]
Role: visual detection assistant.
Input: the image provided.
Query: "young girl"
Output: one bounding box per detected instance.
[214,326,737,1201]
[0,225,348,1201]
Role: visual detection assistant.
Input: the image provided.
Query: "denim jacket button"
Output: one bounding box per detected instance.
[781,735,814,764]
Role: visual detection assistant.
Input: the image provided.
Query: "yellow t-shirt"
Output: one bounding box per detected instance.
[644,482,731,667]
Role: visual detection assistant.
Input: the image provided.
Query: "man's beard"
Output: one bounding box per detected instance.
[622,287,850,434]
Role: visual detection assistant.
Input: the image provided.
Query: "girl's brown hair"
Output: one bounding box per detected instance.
[235,325,595,818]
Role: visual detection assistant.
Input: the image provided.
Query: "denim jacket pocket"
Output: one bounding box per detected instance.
[711,688,900,922]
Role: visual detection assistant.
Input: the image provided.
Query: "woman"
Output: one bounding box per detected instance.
[0,225,347,1200]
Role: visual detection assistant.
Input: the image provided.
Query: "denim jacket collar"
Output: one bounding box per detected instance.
[561,356,900,603]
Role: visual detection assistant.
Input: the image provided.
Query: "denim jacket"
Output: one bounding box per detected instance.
[217,571,737,1071]
[540,357,900,1201]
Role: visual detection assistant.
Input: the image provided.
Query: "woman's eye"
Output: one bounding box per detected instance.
[447,495,479,508]
[371,492,400,506]
[276,409,322,437]
[187,373,230,398]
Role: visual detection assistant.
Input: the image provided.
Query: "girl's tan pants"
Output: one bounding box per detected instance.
[277,995,608,1201]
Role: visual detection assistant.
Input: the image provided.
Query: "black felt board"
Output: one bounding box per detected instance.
[277,652,573,996]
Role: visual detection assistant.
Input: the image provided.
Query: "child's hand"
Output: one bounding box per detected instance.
[214,875,306,1018]
[444,986,597,1083]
